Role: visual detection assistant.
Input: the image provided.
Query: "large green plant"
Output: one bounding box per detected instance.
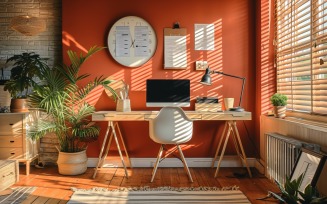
[28,46,117,153]
[4,52,49,98]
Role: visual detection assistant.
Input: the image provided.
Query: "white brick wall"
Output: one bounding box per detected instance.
[0,0,62,163]
[0,0,62,79]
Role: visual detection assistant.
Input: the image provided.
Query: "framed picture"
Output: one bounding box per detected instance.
[290,148,326,192]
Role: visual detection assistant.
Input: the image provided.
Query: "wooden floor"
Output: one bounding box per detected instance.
[14,165,280,204]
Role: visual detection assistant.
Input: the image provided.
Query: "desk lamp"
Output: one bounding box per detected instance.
[200,67,245,112]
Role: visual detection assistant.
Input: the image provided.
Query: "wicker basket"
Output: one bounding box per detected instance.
[57,150,87,175]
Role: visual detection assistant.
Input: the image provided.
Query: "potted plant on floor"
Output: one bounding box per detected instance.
[28,46,117,175]
[269,174,327,204]
[4,52,48,112]
[270,93,288,118]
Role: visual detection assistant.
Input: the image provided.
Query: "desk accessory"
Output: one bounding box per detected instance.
[116,81,131,112]
[200,67,246,112]
[195,97,221,112]
[223,98,234,111]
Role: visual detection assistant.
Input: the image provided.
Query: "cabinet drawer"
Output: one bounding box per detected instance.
[0,114,23,135]
[0,136,23,148]
[0,148,23,160]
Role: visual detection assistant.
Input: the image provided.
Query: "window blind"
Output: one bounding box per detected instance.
[275,0,327,114]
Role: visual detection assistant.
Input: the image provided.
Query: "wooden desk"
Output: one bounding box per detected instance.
[92,111,252,179]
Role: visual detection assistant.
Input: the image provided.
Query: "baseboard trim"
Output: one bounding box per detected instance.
[87,156,257,168]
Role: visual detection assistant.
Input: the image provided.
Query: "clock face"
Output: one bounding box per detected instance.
[107,16,157,68]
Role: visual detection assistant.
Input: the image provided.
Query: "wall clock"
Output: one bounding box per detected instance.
[107,16,157,68]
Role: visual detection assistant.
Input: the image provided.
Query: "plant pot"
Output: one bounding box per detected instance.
[10,98,29,113]
[57,150,87,175]
[273,106,286,118]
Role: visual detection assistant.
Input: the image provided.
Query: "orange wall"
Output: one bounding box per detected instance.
[62,0,257,158]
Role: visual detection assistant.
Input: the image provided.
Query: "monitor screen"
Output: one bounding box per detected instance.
[146,79,190,107]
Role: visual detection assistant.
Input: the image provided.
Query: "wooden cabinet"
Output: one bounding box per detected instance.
[0,113,38,175]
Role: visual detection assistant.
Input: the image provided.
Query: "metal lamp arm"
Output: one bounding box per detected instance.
[211,70,245,108]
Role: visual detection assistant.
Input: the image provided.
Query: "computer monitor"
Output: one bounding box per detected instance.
[146,79,190,107]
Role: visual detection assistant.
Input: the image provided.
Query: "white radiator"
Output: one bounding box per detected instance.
[266,133,311,185]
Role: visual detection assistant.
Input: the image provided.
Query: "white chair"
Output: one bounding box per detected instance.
[149,107,193,182]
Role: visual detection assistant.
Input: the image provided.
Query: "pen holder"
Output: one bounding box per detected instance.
[116,99,131,112]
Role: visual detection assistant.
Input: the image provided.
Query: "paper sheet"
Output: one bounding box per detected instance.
[194,24,215,50]
[134,26,149,57]
[164,35,187,68]
[115,26,131,57]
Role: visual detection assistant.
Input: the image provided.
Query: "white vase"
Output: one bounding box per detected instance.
[57,150,87,175]
[273,106,286,118]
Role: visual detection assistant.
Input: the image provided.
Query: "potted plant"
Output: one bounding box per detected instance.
[268,175,327,204]
[4,52,48,112]
[270,93,288,118]
[27,46,117,175]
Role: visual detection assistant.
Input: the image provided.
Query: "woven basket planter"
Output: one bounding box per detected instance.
[57,150,87,175]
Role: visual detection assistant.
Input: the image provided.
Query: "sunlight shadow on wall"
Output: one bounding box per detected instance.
[131,61,153,91]
[62,31,87,53]
[260,0,275,114]
[193,19,223,102]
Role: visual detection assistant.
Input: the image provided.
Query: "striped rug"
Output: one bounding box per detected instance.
[0,187,35,204]
[68,186,250,203]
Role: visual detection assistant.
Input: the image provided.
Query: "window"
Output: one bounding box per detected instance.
[275,0,327,114]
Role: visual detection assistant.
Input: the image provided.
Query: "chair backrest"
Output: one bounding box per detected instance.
[149,107,193,144]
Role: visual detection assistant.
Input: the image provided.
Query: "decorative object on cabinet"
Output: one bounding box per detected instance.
[107,16,157,68]
[3,52,49,112]
[0,113,39,175]
[270,93,287,118]
[28,46,118,175]
[200,67,246,112]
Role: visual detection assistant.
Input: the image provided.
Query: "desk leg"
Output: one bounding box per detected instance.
[231,121,252,178]
[111,121,129,178]
[93,121,111,179]
[99,130,114,168]
[115,122,132,168]
[214,122,232,178]
[211,121,228,168]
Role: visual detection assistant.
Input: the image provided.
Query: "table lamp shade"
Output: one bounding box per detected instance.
[200,68,212,85]
[10,15,46,36]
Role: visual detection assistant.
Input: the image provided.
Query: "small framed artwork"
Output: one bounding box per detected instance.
[290,148,326,192]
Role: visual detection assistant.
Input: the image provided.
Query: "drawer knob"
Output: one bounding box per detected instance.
[10,153,15,155]
[10,141,14,143]
[9,123,14,126]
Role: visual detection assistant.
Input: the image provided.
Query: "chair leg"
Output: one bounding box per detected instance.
[177,145,193,182]
[151,144,164,182]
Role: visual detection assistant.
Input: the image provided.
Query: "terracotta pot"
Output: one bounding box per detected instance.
[10,98,29,113]
[273,106,286,118]
[57,150,87,175]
